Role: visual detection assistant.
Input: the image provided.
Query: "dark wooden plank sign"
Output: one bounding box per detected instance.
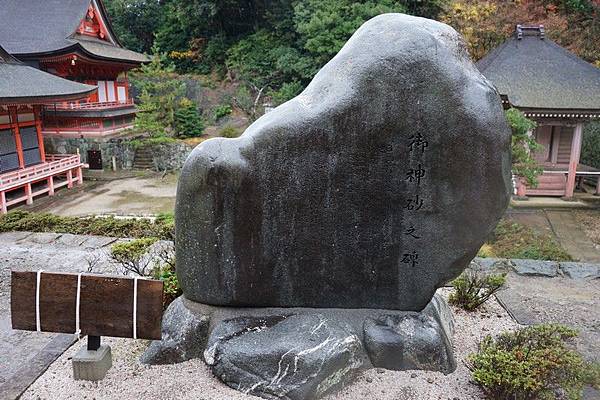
[11,271,163,340]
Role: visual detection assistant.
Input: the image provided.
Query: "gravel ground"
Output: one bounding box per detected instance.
[574,210,600,247]
[21,290,519,400]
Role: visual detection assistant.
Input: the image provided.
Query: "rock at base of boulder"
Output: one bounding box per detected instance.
[511,259,559,277]
[141,294,456,400]
[140,297,210,365]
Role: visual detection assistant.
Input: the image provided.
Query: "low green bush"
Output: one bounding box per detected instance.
[219,125,241,138]
[110,238,158,276]
[449,271,506,311]
[485,219,573,261]
[213,104,233,120]
[0,211,174,240]
[152,261,181,309]
[470,324,599,400]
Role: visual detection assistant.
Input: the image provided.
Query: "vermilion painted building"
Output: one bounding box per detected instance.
[0,45,96,212]
[478,25,600,198]
[0,0,148,138]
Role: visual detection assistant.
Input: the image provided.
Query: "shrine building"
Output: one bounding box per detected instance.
[0,0,148,138]
[0,45,96,213]
[478,25,600,198]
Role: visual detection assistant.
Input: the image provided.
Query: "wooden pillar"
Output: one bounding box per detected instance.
[25,183,33,205]
[48,176,55,196]
[595,177,600,196]
[76,167,83,185]
[34,106,46,162]
[0,190,7,214]
[565,123,583,199]
[67,170,73,189]
[9,107,24,168]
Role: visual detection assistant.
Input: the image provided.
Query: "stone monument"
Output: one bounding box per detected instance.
[142,13,511,400]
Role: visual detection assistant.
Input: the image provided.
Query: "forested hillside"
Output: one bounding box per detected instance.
[106,0,599,94]
[106,0,600,162]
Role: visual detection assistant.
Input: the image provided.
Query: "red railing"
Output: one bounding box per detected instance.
[44,99,134,111]
[0,154,83,190]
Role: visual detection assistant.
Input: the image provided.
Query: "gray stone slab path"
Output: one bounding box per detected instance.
[0,231,121,400]
[495,273,600,400]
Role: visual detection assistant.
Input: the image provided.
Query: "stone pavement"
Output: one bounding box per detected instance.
[0,231,121,400]
[495,273,600,400]
[507,209,600,263]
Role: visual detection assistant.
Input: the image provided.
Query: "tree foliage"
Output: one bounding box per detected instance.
[506,108,544,187]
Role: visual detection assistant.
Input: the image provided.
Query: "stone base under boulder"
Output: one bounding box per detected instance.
[141,294,455,400]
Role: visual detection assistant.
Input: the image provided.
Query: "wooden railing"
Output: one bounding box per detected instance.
[0,154,82,190]
[44,99,134,111]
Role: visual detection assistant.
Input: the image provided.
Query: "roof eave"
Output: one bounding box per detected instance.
[0,88,97,106]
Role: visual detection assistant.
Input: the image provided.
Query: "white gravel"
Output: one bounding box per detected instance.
[21,290,519,400]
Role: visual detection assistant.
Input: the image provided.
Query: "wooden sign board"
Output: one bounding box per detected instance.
[11,271,163,340]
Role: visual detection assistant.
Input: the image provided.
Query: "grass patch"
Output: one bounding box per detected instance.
[0,211,174,240]
[479,219,573,261]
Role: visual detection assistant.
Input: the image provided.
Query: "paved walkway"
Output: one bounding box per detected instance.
[507,209,600,263]
[496,273,600,400]
[0,232,120,399]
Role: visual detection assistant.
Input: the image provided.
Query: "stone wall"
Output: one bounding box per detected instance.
[43,136,194,171]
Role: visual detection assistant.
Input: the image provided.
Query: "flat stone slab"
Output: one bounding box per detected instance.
[511,259,559,277]
[560,262,600,280]
[142,294,455,400]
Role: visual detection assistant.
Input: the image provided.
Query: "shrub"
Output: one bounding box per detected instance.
[219,125,241,138]
[449,271,506,311]
[470,324,598,400]
[270,80,304,105]
[213,104,233,120]
[0,211,174,240]
[152,261,181,309]
[174,98,205,137]
[488,219,573,261]
[110,238,159,276]
[506,108,543,187]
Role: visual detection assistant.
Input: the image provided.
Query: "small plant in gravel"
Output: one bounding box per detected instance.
[470,324,599,400]
[449,270,506,311]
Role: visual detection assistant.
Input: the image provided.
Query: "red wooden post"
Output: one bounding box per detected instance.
[48,176,55,196]
[67,169,73,188]
[34,106,46,162]
[565,123,583,199]
[0,190,7,214]
[25,183,33,205]
[10,107,25,169]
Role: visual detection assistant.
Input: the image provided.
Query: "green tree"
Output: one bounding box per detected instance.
[505,108,543,187]
[131,47,186,136]
[174,99,205,137]
[103,0,164,53]
[293,0,407,66]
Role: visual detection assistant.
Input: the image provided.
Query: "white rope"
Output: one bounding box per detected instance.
[35,270,44,332]
[133,276,138,339]
[75,273,82,338]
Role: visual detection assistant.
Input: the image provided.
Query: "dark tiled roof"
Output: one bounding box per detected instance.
[0,0,148,64]
[477,26,600,112]
[0,45,96,104]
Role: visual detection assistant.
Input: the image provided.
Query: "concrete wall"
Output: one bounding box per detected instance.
[43,136,193,171]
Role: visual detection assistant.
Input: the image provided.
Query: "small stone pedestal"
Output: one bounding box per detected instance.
[72,345,112,381]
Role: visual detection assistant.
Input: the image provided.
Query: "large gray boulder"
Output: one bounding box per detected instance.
[176,13,511,311]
